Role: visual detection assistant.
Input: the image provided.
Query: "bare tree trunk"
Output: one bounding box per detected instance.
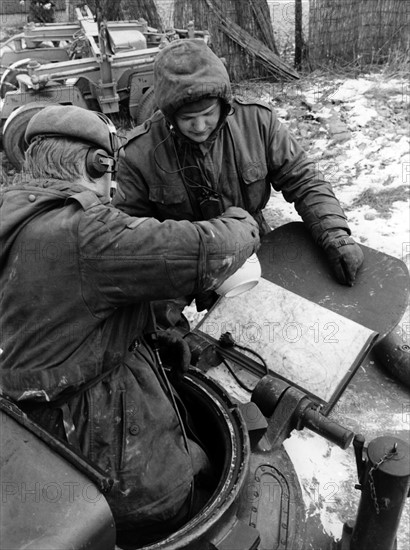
[122,0,163,29]
[295,0,303,70]
[249,0,278,54]
[174,0,278,81]
[86,0,122,20]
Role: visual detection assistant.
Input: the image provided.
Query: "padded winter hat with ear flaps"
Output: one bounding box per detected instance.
[25,105,119,155]
[154,39,232,118]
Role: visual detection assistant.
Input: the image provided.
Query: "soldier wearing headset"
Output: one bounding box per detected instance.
[0,105,260,545]
[114,39,364,317]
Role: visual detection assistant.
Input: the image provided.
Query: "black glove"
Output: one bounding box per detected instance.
[152,299,191,330]
[322,231,364,286]
[195,290,219,312]
[156,329,191,380]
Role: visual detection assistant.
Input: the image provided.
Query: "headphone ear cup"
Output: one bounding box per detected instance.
[85,148,110,178]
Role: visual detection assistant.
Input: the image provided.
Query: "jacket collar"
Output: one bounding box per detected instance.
[10,177,111,204]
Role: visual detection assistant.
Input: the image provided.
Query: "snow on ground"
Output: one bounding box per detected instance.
[260,74,409,258]
[257,72,409,309]
[263,73,410,549]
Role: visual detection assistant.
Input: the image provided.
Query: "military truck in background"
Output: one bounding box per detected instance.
[0,4,209,169]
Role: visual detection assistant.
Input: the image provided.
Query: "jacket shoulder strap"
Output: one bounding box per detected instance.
[68,190,101,210]
[126,119,152,144]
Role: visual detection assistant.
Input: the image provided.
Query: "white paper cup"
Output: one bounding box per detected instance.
[216,253,261,298]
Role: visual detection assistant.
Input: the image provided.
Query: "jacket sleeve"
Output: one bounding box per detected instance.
[266,108,351,245]
[77,204,259,314]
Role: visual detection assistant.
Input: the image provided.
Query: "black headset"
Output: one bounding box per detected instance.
[85,147,116,179]
[85,112,122,181]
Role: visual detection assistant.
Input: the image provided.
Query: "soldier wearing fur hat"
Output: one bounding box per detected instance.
[114,39,364,315]
[0,105,260,544]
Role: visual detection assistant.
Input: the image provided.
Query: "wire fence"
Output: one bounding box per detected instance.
[308,0,410,67]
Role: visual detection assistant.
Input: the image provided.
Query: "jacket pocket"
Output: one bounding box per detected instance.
[242,162,268,184]
[241,162,270,211]
[149,185,186,205]
[148,185,192,220]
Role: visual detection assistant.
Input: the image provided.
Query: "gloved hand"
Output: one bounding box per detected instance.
[221,207,261,245]
[156,329,191,380]
[152,298,191,330]
[195,290,219,312]
[322,230,364,286]
[221,206,259,225]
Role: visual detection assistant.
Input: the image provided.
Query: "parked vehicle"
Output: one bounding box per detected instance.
[0,5,209,169]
